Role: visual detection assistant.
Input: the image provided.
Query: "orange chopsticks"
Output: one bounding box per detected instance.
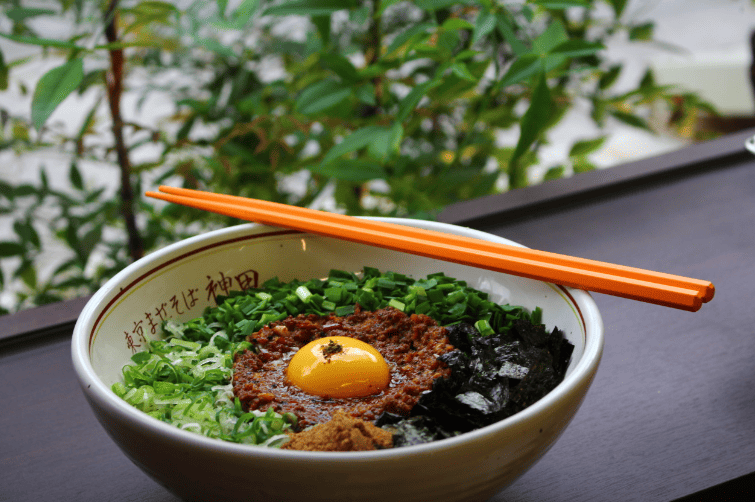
[146,186,715,312]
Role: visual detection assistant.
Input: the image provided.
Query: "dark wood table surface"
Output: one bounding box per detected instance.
[3,128,755,502]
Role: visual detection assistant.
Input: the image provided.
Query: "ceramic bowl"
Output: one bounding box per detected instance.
[71,218,604,502]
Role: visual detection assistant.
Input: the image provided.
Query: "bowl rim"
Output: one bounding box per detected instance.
[71,218,604,462]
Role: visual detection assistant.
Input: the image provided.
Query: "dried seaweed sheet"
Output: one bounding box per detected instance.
[382,318,574,445]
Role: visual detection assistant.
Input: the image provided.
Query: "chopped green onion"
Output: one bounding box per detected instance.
[475,319,495,336]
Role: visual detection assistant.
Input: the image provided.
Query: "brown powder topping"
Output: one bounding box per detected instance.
[281,411,393,452]
[232,305,454,428]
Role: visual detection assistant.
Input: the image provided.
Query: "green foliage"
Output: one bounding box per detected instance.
[0,0,719,313]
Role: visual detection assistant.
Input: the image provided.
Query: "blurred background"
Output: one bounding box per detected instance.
[1,0,754,314]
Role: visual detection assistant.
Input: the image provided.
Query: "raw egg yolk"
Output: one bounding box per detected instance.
[286,336,390,399]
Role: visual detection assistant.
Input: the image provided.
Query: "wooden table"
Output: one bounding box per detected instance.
[3,129,755,501]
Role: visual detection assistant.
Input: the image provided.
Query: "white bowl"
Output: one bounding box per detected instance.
[71,218,603,502]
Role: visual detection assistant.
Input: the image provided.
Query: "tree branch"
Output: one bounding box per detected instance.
[105,0,143,261]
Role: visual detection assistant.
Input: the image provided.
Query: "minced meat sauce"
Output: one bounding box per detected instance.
[232,305,454,428]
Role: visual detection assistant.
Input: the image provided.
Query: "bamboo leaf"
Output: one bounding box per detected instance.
[31,58,84,130]
[295,80,352,115]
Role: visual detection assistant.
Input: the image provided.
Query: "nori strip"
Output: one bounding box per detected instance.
[385,318,575,446]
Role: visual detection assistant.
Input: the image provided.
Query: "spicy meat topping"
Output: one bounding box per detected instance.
[232,305,454,428]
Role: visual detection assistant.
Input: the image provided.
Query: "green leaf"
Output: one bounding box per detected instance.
[598,64,621,90]
[217,0,230,17]
[572,158,596,173]
[496,54,540,88]
[310,158,386,182]
[124,1,178,28]
[312,15,331,45]
[195,37,237,58]
[0,241,25,258]
[69,162,84,190]
[31,58,84,130]
[13,185,37,199]
[295,80,352,115]
[629,22,654,41]
[5,7,57,23]
[367,123,404,162]
[79,224,103,261]
[543,165,566,181]
[263,0,357,16]
[0,33,80,49]
[396,80,441,122]
[530,1,589,9]
[0,49,8,91]
[356,83,376,105]
[550,40,604,58]
[454,50,479,61]
[450,61,476,81]
[610,110,651,131]
[533,19,568,55]
[569,137,606,158]
[472,10,496,46]
[495,12,528,56]
[14,220,41,249]
[609,0,628,17]
[442,18,474,31]
[639,69,655,89]
[320,126,388,165]
[16,260,37,290]
[320,53,360,82]
[231,0,259,26]
[385,22,435,56]
[415,0,460,10]
[511,71,551,162]
[39,168,49,193]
